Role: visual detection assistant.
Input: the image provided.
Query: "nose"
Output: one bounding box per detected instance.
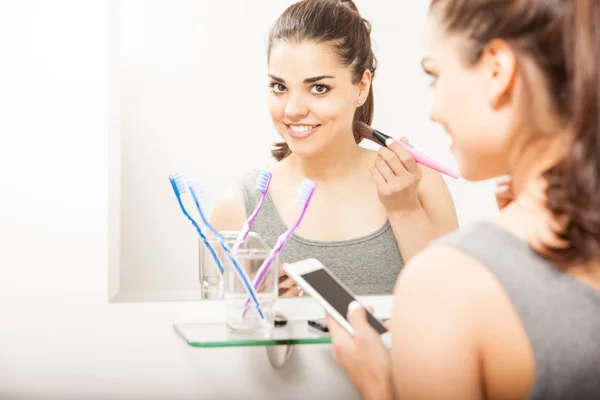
[284,93,309,120]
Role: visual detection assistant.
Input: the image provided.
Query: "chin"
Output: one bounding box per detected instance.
[457,159,500,182]
[286,141,326,158]
[451,145,489,181]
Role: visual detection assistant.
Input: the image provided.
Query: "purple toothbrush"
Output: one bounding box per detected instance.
[232,170,271,251]
[242,178,317,313]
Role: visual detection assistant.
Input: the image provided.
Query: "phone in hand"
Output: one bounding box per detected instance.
[284,258,391,348]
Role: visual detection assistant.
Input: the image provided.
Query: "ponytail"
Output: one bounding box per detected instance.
[543,0,600,264]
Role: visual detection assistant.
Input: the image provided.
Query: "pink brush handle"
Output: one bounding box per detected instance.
[392,139,459,179]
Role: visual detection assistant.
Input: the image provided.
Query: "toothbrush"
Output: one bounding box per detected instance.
[353,121,460,179]
[232,170,272,251]
[168,173,224,275]
[242,179,317,312]
[186,180,265,319]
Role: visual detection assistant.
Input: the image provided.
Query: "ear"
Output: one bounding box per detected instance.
[479,39,517,109]
[357,68,372,106]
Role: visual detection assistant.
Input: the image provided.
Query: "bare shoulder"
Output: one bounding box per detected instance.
[208,184,247,231]
[390,244,510,398]
[416,166,459,233]
[394,244,499,308]
[418,165,451,197]
[391,242,510,349]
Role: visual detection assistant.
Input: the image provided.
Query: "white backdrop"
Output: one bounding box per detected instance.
[112,0,498,300]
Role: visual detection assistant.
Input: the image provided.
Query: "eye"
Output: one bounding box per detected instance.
[310,84,330,95]
[270,83,286,94]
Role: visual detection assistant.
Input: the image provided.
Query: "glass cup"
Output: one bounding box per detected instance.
[224,248,278,332]
[199,231,268,299]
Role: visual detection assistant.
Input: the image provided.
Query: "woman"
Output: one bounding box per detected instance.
[210,0,458,297]
[329,0,600,399]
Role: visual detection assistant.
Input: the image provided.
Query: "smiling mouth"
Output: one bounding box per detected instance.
[286,124,321,139]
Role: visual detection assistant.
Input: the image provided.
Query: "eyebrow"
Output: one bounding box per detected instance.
[268,74,335,84]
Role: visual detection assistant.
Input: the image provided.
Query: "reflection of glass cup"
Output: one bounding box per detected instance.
[199,231,268,299]
[224,249,278,332]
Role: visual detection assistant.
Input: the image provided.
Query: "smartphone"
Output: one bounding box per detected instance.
[284,258,391,348]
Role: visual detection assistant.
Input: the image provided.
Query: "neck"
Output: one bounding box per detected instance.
[510,131,571,197]
[287,134,363,183]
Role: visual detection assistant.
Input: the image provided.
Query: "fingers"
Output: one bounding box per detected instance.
[383,319,392,330]
[276,264,304,297]
[327,314,349,343]
[327,314,345,337]
[375,156,397,183]
[383,137,421,178]
[346,301,375,334]
[399,137,411,147]
[495,174,511,185]
[278,275,304,297]
[496,192,512,210]
[327,314,353,362]
[377,147,410,180]
[371,166,387,188]
[495,175,514,210]
[495,180,511,193]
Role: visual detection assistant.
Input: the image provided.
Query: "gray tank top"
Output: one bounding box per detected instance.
[435,221,600,399]
[240,169,404,295]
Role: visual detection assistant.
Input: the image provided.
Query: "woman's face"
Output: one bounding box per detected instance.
[423,12,516,181]
[268,40,368,158]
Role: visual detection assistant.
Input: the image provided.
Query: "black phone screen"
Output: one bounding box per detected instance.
[301,268,387,334]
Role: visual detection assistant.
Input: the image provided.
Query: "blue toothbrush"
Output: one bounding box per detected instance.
[186,180,265,319]
[169,173,224,275]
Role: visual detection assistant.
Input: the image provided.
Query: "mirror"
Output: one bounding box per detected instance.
[108,0,498,302]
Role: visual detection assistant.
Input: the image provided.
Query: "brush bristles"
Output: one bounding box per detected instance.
[296,179,317,205]
[353,121,374,141]
[255,171,272,193]
[187,180,206,204]
[171,173,187,194]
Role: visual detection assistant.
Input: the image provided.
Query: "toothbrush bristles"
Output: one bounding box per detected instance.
[171,173,187,194]
[296,179,317,205]
[187,181,207,204]
[255,171,272,194]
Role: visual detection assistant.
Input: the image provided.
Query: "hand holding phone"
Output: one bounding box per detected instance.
[284,258,391,348]
[278,263,304,297]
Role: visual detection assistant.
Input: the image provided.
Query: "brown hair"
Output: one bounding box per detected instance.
[267,0,377,161]
[430,0,600,265]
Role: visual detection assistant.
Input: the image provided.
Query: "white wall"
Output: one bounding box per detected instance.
[114,0,498,300]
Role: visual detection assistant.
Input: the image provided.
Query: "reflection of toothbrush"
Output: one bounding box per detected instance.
[169,173,224,275]
[243,179,317,311]
[353,121,460,179]
[186,181,265,319]
[232,170,271,251]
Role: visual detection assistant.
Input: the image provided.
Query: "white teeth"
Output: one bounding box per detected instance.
[289,125,317,133]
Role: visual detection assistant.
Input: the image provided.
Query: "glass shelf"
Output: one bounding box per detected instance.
[173,319,332,348]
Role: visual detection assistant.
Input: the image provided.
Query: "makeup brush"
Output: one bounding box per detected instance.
[354,121,460,179]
